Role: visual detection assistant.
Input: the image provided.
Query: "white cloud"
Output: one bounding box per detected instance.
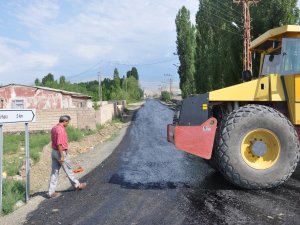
[14,0,60,28]
[0,37,29,49]
[0,37,57,78]
[0,0,198,84]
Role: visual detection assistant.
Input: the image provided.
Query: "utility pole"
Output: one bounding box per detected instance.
[164,74,173,98]
[158,85,162,94]
[98,72,102,106]
[233,0,261,73]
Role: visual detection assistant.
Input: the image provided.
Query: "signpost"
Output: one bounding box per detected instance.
[0,109,36,124]
[0,109,36,213]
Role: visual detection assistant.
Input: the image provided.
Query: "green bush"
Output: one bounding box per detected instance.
[96,123,104,131]
[30,132,49,149]
[29,132,50,163]
[3,157,23,176]
[161,91,171,102]
[4,133,24,154]
[30,147,40,163]
[83,129,96,136]
[123,108,130,114]
[2,180,25,215]
[112,116,123,124]
[66,126,83,142]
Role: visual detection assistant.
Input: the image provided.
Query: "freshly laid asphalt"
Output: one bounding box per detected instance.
[24,100,300,225]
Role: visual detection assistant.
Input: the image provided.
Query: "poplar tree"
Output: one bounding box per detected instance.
[175,6,196,98]
[193,0,299,93]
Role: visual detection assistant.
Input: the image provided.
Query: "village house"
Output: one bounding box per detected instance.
[0,84,93,109]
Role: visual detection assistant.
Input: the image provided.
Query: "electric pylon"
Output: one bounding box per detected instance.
[233,0,261,73]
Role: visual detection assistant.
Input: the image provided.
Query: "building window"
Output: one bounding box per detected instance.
[12,100,24,109]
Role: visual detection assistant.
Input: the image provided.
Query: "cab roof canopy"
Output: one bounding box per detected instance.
[250,25,300,52]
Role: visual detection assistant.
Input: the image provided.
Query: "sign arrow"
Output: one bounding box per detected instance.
[0,109,36,124]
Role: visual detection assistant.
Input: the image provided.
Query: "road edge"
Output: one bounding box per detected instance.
[0,124,130,225]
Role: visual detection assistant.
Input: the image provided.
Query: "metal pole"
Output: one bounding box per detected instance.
[233,0,261,75]
[98,73,101,106]
[0,124,3,213]
[100,73,102,106]
[25,123,30,202]
[170,78,172,98]
[98,73,102,106]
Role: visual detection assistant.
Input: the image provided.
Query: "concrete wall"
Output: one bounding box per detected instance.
[3,101,125,133]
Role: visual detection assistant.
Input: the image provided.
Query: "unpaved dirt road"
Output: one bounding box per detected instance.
[23,100,300,225]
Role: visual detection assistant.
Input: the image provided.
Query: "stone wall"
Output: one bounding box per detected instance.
[2,101,125,133]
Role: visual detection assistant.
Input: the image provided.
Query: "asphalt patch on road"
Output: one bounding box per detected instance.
[108,99,219,190]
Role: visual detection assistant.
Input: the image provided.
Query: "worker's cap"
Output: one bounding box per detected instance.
[59,115,71,123]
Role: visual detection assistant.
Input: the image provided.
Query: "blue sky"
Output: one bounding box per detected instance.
[0,1,299,94]
[0,0,198,94]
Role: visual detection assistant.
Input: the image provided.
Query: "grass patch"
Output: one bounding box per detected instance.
[29,132,50,163]
[82,129,96,136]
[2,180,25,215]
[3,156,23,176]
[123,108,130,114]
[96,123,104,131]
[66,125,102,141]
[108,131,119,141]
[112,116,123,124]
[3,133,24,155]
[66,126,83,142]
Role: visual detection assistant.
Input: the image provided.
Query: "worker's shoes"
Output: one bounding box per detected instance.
[47,192,61,198]
[76,182,87,190]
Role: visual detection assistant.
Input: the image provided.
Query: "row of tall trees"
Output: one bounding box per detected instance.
[175,0,299,98]
[34,67,143,103]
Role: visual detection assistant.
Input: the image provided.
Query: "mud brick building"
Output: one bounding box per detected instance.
[0,84,92,109]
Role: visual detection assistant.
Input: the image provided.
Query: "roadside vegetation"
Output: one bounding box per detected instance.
[1,119,122,215]
[2,180,25,215]
[175,1,299,98]
[160,91,171,102]
[34,67,144,105]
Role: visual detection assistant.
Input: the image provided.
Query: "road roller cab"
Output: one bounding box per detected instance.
[167,25,300,189]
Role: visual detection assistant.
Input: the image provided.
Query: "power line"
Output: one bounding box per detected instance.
[204,9,243,29]
[215,0,244,18]
[112,58,177,67]
[198,19,242,37]
[67,62,101,79]
[205,1,243,26]
[65,57,177,81]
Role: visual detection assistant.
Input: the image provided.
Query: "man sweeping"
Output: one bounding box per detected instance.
[48,115,86,198]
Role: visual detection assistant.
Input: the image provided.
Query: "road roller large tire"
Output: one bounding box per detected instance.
[214,104,300,189]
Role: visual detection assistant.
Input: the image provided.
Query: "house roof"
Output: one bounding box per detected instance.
[0,84,92,99]
[250,25,300,51]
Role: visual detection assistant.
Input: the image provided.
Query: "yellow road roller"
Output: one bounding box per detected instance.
[168,25,300,189]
